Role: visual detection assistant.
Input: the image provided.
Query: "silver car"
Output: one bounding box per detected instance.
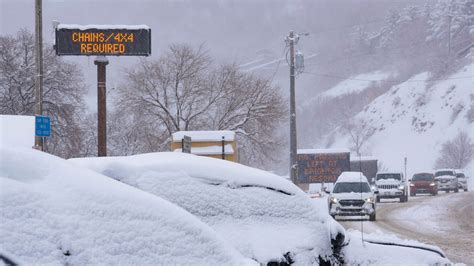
[434,169,459,193]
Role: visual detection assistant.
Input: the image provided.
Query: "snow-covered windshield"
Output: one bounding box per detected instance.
[435,171,454,177]
[376,173,401,180]
[412,174,434,181]
[333,182,371,193]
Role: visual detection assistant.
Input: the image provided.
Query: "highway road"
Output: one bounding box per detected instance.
[337,191,474,265]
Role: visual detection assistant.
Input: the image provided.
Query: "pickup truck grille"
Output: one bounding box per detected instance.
[378,184,398,189]
[339,199,365,207]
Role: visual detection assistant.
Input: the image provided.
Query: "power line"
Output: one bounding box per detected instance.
[302,71,474,82]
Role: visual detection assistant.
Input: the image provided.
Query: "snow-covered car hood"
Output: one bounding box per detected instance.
[375,178,402,185]
[70,152,345,265]
[330,192,374,200]
[1,148,251,265]
[435,175,456,180]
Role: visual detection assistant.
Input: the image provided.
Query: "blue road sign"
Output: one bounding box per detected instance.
[35,116,51,137]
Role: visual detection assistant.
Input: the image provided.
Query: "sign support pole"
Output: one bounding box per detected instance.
[95,56,108,157]
[34,0,44,151]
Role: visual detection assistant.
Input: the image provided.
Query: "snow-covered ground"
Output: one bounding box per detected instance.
[319,71,392,99]
[330,63,474,178]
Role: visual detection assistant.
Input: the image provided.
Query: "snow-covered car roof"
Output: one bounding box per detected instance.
[0,148,251,265]
[336,171,369,183]
[71,152,345,264]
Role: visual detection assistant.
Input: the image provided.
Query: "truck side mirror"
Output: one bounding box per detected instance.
[374,190,379,194]
[408,179,411,182]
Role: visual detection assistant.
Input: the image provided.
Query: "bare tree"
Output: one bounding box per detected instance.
[435,131,474,169]
[343,118,374,156]
[0,29,87,158]
[114,44,286,167]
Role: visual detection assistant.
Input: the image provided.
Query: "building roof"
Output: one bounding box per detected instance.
[297,148,350,154]
[172,131,235,142]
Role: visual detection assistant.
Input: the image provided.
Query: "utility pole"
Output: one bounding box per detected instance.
[95,56,108,157]
[448,13,452,54]
[286,31,298,185]
[34,0,44,150]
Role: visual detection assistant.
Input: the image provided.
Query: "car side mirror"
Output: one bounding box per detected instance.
[324,188,330,194]
[408,179,411,182]
[374,190,379,194]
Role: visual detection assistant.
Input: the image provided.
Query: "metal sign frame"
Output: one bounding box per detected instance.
[55,27,151,56]
[35,115,51,137]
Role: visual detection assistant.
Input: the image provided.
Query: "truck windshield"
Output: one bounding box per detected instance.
[333,182,371,193]
[412,174,433,181]
[376,173,401,180]
[435,171,454,177]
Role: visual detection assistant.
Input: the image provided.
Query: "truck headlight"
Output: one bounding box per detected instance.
[330,197,338,204]
[365,197,375,203]
[398,185,405,190]
[429,182,435,186]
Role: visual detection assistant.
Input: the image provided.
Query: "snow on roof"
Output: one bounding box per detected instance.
[1,148,247,265]
[350,156,377,161]
[173,144,234,155]
[336,171,368,183]
[172,130,235,142]
[57,24,150,30]
[0,115,34,149]
[70,152,345,263]
[298,148,350,154]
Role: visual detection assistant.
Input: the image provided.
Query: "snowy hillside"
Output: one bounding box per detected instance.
[329,63,474,177]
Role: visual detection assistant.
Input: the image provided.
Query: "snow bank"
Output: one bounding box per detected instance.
[70,152,345,264]
[0,115,34,149]
[0,148,250,265]
[344,230,450,265]
[172,130,235,142]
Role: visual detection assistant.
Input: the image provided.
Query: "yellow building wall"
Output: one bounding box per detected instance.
[171,140,238,162]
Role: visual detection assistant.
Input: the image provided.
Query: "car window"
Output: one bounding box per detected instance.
[333,182,371,193]
[435,171,454,177]
[456,173,465,178]
[376,173,401,180]
[412,174,433,181]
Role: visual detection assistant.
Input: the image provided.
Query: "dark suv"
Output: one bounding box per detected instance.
[410,173,437,196]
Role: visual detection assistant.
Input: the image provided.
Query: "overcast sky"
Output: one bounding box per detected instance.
[1,0,412,110]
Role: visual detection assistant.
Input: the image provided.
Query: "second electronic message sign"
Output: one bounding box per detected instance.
[55,25,151,56]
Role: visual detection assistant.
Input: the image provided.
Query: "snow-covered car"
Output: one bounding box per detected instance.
[0,148,252,265]
[434,169,459,193]
[374,172,408,202]
[328,172,377,221]
[71,152,346,265]
[409,172,438,196]
[455,170,469,191]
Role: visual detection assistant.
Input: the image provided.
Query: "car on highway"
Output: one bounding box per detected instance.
[409,172,438,196]
[434,169,459,193]
[374,172,408,202]
[455,170,469,192]
[328,172,378,221]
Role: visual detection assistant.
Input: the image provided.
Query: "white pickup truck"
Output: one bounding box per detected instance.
[374,172,408,202]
